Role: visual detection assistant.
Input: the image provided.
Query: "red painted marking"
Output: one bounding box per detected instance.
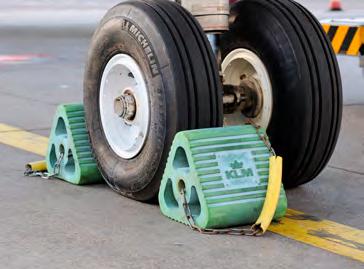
[0,54,49,64]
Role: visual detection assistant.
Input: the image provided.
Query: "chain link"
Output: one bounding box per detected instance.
[180,188,259,236]
[24,152,64,179]
[246,119,276,157]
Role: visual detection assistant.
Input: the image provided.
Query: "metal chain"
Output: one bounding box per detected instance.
[24,170,50,179]
[180,188,259,236]
[180,121,277,235]
[246,119,276,157]
[24,152,64,179]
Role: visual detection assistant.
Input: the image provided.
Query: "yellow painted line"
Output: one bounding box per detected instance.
[0,123,364,263]
[332,25,349,54]
[0,123,48,156]
[270,209,364,263]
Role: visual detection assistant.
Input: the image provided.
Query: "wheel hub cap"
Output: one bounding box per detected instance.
[222,48,273,129]
[114,90,137,121]
[100,54,150,159]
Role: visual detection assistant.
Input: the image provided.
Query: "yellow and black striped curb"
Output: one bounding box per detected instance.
[322,24,364,56]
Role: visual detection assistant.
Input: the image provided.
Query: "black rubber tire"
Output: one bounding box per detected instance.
[84,0,223,201]
[221,0,342,187]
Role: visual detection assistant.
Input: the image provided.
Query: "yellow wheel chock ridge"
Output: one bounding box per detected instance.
[159,125,287,233]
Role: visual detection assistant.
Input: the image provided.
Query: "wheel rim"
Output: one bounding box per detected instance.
[99,54,150,159]
[222,48,273,129]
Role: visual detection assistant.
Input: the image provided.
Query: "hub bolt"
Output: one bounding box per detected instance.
[114,91,136,121]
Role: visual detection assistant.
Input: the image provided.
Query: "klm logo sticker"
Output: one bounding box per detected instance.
[216,151,259,187]
[225,160,254,180]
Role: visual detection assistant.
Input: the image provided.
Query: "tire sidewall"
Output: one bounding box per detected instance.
[84,6,171,197]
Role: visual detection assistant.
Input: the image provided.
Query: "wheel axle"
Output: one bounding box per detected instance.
[223,77,263,118]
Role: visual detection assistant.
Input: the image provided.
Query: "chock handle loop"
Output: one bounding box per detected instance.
[252,156,283,235]
[24,160,49,179]
[24,153,63,179]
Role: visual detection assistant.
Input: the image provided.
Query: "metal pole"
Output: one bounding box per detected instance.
[179,0,230,32]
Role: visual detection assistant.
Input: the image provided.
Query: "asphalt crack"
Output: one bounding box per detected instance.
[328,165,364,176]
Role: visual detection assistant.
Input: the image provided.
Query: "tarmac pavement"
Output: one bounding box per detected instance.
[0,1,363,268]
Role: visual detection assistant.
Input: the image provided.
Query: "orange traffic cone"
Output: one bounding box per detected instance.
[329,0,342,11]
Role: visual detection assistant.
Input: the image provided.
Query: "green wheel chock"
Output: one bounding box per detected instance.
[46,104,103,185]
[158,125,287,229]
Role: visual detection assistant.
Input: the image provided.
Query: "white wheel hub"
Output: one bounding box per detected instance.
[100,54,150,159]
[222,48,273,129]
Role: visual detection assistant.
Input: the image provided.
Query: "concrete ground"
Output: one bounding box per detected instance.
[0,0,363,268]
